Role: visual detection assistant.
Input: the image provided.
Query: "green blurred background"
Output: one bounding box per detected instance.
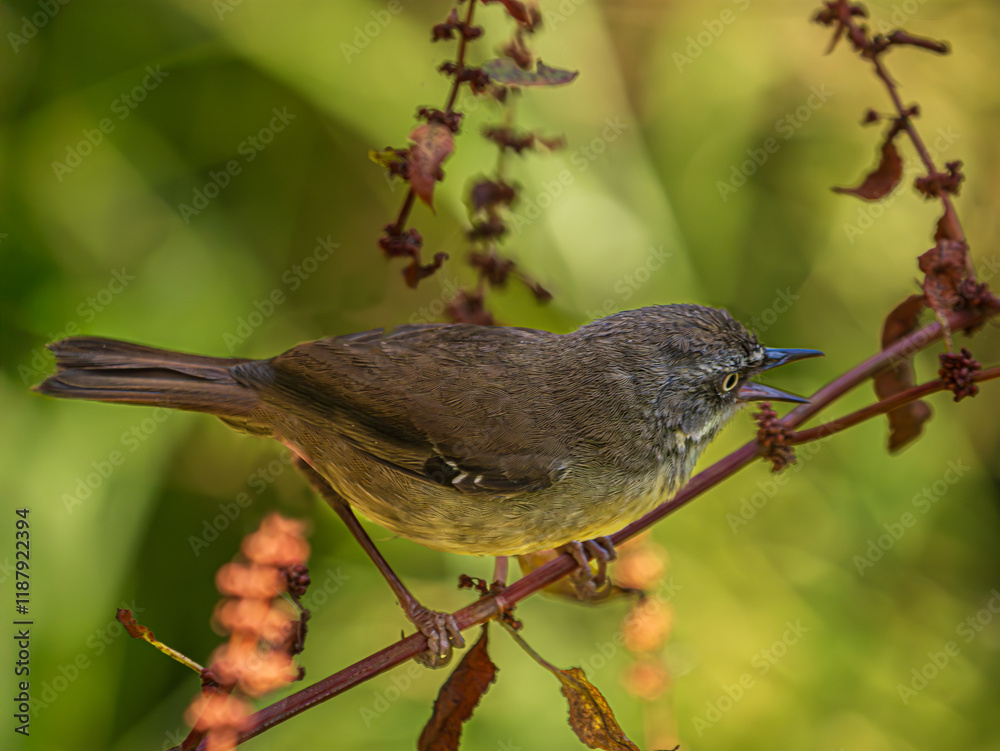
[2,0,999,749]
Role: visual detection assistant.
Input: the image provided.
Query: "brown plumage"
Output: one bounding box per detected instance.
[36,304,820,556]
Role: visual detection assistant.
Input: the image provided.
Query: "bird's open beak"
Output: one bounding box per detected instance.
[738,347,824,404]
[759,347,825,371]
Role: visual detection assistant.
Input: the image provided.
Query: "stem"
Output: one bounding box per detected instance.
[391,189,417,236]
[791,364,1000,444]
[172,303,997,750]
[390,0,478,238]
[444,0,478,114]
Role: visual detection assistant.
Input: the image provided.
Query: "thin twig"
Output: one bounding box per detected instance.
[791,365,1000,444]
[391,0,478,237]
[174,304,997,751]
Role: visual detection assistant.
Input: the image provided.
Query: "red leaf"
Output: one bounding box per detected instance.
[418,627,497,751]
[409,122,455,208]
[833,137,902,200]
[482,0,532,27]
[874,294,932,452]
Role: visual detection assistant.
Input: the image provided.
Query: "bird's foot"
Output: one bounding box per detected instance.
[559,536,618,602]
[408,604,465,669]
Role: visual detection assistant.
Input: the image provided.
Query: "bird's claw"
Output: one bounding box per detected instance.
[409,605,465,669]
[560,536,618,601]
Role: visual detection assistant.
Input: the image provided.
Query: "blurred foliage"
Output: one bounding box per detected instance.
[2,0,999,749]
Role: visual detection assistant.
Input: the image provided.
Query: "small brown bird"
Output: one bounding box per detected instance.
[36,304,820,662]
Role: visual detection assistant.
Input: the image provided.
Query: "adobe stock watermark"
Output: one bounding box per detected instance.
[571,577,682,678]
[51,66,170,181]
[359,661,429,727]
[672,0,751,72]
[19,268,136,386]
[853,458,969,575]
[340,0,413,62]
[745,287,800,338]
[188,450,296,556]
[691,618,809,736]
[716,84,834,202]
[727,428,832,533]
[214,0,244,19]
[897,588,1000,705]
[8,0,71,53]
[25,600,145,717]
[178,106,297,223]
[545,0,585,29]
[407,276,463,324]
[222,235,340,352]
[298,567,350,612]
[870,0,933,35]
[60,408,171,514]
[841,126,960,243]
[508,116,630,234]
[586,244,674,320]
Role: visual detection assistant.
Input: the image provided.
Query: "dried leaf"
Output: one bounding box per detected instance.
[874,294,932,452]
[833,137,902,200]
[482,0,532,27]
[409,122,455,208]
[501,32,533,69]
[481,58,579,87]
[118,608,154,640]
[919,239,970,315]
[369,147,409,176]
[418,627,497,751]
[557,667,640,751]
[503,623,639,751]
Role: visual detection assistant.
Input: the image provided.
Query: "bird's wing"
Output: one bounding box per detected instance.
[239,324,572,496]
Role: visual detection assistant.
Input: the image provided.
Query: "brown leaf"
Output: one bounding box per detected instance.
[832,137,902,200]
[409,122,455,208]
[874,294,932,452]
[501,32,533,69]
[919,239,970,317]
[118,608,154,640]
[481,58,579,86]
[503,624,639,750]
[418,627,497,751]
[557,668,640,750]
[482,0,532,27]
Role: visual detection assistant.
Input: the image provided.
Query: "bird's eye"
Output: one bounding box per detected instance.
[721,372,740,392]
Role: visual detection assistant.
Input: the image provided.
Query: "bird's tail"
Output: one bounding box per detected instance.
[34,336,261,422]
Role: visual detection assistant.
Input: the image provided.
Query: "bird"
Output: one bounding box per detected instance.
[35,303,821,663]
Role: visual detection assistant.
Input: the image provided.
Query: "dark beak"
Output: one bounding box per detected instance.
[738,381,810,404]
[760,348,824,371]
[738,347,824,404]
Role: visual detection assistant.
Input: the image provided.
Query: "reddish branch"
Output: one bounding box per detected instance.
[173,303,997,750]
[167,5,1000,748]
